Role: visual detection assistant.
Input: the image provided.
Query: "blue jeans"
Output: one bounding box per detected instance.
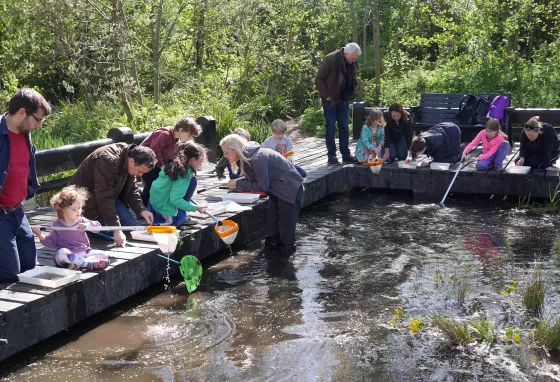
[0,209,37,283]
[148,177,198,228]
[389,136,408,161]
[96,199,138,227]
[476,141,511,170]
[322,100,350,158]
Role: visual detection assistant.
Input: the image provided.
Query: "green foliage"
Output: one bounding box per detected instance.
[531,319,560,350]
[431,313,473,346]
[471,318,497,345]
[523,267,546,312]
[300,106,326,137]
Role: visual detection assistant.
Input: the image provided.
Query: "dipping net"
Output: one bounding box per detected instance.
[214,220,239,245]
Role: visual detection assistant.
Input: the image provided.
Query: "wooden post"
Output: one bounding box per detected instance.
[352,102,365,139]
[196,116,218,163]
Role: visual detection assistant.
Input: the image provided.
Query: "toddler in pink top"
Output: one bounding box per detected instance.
[32,186,109,271]
[462,118,511,170]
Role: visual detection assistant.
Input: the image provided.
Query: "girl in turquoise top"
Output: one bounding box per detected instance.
[355,109,387,163]
[148,141,207,227]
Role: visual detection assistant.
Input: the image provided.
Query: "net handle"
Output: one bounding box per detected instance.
[40,225,177,233]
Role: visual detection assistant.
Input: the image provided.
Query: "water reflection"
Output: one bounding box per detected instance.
[1,191,560,381]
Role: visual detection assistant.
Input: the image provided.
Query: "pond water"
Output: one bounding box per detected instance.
[1,191,560,381]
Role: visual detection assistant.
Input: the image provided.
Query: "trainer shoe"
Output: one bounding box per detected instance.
[328,156,340,165]
[342,155,359,164]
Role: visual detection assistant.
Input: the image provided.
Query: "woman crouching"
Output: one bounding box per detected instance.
[220,134,304,254]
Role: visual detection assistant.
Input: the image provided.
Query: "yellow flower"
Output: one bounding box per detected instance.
[500,291,507,295]
[508,286,516,293]
[456,276,462,281]
[513,334,521,343]
[409,317,422,333]
[513,280,518,286]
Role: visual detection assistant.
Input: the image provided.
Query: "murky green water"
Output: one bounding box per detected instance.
[2,191,560,381]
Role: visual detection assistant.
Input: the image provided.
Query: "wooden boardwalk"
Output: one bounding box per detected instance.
[0,137,559,361]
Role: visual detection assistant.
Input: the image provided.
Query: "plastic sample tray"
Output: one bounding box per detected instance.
[430,162,451,171]
[505,165,531,174]
[18,266,80,288]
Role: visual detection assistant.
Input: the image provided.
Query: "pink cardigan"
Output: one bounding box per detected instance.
[463,130,505,161]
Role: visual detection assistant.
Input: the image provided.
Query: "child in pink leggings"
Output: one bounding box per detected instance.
[462,118,511,170]
[32,186,109,271]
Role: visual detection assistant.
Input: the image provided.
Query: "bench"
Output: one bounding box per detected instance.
[353,93,511,142]
[34,117,217,196]
[505,108,560,145]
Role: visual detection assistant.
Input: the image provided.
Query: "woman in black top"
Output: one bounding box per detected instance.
[515,117,560,170]
[383,103,413,161]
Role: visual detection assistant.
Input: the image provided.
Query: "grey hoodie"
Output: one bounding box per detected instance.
[236,142,303,204]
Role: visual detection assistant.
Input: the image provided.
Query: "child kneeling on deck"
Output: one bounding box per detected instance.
[462,118,510,171]
[31,186,109,271]
[261,119,307,178]
[148,141,207,228]
[354,108,388,163]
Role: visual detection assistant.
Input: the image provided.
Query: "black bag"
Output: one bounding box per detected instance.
[474,96,491,123]
[455,94,478,124]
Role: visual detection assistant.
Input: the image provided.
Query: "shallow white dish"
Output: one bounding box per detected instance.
[505,165,531,174]
[430,162,451,171]
[220,193,260,204]
[18,266,80,288]
[131,230,180,243]
[397,161,416,169]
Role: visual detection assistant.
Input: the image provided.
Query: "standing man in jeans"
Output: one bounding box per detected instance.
[315,42,361,165]
[0,88,51,283]
[69,143,156,246]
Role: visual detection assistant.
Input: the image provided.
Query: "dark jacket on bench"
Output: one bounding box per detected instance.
[421,122,461,163]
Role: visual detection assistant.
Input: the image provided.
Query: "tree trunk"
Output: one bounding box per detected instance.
[152,0,164,104]
[194,1,206,69]
[111,0,133,122]
[372,0,381,102]
[393,33,400,74]
[349,0,358,43]
[362,0,368,72]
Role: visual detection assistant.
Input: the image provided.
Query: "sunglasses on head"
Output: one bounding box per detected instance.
[524,123,540,131]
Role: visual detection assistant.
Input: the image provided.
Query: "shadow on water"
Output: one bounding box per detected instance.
[1,189,560,381]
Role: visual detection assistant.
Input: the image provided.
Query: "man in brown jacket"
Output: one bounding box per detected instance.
[315,42,361,165]
[69,143,156,246]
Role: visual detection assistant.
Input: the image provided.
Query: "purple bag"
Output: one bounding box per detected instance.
[486,95,510,124]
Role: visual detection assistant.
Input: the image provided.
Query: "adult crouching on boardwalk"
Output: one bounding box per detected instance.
[220,134,304,255]
[405,122,461,166]
[0,88,51,283]
[383,103,413,162]
[68,143,156,246]
[515,117,560,171]
[315,42,361,165]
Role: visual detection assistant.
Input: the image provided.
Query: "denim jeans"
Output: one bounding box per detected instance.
[0,208,37,283]
[389,136,408,161]
[141,167,161,207]
[476,141,511,170]
[148,177,198,228]
[96,199,139,228]
[322,100,350,158]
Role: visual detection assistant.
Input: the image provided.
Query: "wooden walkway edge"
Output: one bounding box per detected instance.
[0,137,558,362]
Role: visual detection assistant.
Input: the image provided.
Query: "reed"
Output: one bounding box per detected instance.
[431,313,473,346]
[523,267,546,312]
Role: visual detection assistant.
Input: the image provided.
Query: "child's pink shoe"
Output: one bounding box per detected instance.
[84,259,109,271]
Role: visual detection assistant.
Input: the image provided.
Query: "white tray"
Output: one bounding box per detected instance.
[506,165,531,174]
[397,161,416,169]
[430,162,451,171]
[18,266,80,288]
[130,230,179,243]
[220,193,260,204]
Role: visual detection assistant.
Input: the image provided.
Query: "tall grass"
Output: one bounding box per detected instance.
[531,319,560,350]
[431,313,473,346]
[523,267,546,312]
[471,318,496,345]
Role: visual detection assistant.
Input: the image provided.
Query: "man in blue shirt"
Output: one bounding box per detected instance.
[0,88,51,283]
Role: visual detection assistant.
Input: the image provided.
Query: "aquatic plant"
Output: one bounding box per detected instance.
[523,268,545,312]
[431,313,473,346]
[530,319,560,350]
[452,276,469,303]
[500,327,522,346]
[432,272,444,287]
[409,317,422,333]
[389,307,405,328]
[500,280,518,295]
[471,318,496,345]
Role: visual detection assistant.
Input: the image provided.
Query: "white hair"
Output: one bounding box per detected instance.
[344,42,361,56]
